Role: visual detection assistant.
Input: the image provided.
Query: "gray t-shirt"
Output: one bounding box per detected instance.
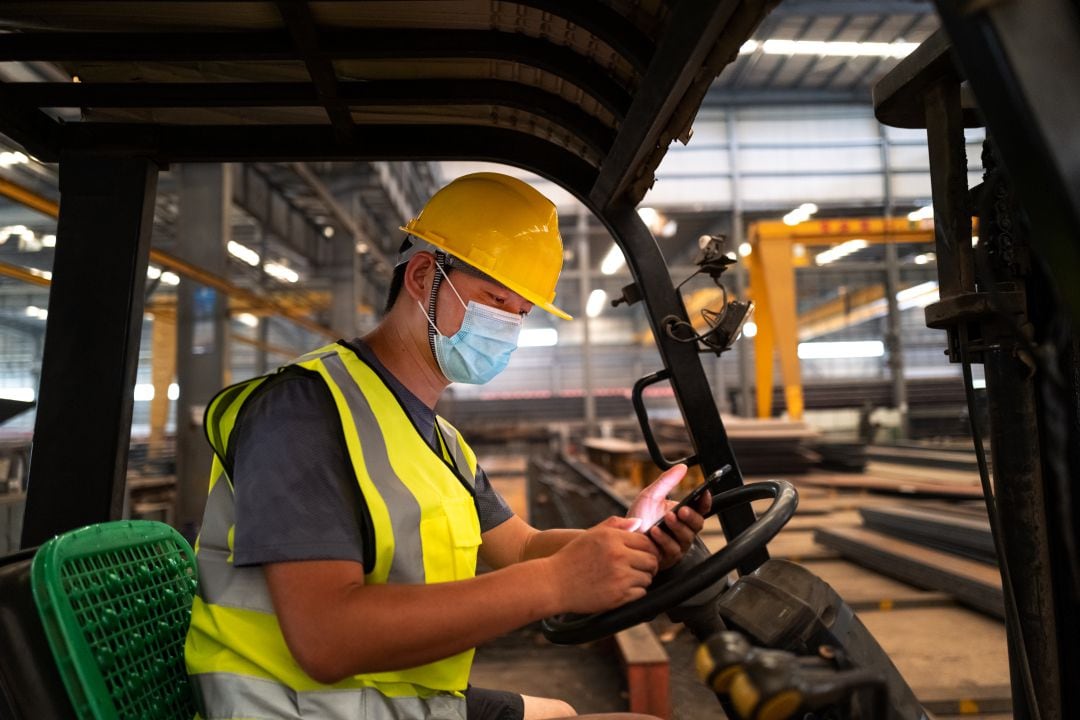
[230,339,512,568]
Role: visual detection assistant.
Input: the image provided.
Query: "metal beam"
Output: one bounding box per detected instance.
[0,30,295,62]
[59,123,598,200]
[1,0,653,73]
[759,16,817,89]
[233,163,331,268]
[5,80,615,156]
[831,12,898,91]
[771,0,932,14]
[728,111,754,419]
[702,87,870,106]
[879,123,909,438]
[727,11,784,90]
[174,163,229,538]
[20,152,158,548]
[0,259,50,288]
[0,29,632,118]
[291,163,391,273]
[515,0,654,73]
[275,1,354,143]
[0,171,337,337]
[329,29,641,120]
[0,82,60,162]
[589,0,746,207]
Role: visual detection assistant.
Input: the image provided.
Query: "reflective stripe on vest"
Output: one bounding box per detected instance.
[192,673,466,720]
[186,342,480,718]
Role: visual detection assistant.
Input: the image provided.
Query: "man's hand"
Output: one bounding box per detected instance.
[627,464,711,570]
[544,516,659,614]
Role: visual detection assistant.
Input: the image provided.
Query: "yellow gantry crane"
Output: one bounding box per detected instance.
[655,218,939,419]
[745,217,935,420]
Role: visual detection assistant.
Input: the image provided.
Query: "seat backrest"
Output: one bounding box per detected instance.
[0,548,77,719]
[31,520,199,720]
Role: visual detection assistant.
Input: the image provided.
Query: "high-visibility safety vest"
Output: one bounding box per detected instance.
[185,341,482,720]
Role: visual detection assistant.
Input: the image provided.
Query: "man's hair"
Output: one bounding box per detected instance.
[382,247,504,314]
[384,263,408,314]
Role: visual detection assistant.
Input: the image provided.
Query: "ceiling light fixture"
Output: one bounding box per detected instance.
[236,313,259,328]
[227,240,261,267]
[0,388,35,402]
[782,202,819,227]
[741,39,918,59]
[586,288,608,318]
[907,204,934,222]
[264,261,300,283]
[600,245,625,275]
[0,151,29,168]
[815,238,868,266]
[519,328,559,347]
[798,340,885,360]
[637,207,678,238]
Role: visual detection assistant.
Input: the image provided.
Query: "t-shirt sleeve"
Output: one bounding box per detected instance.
[474,465,514,532]
[230,372,370,568]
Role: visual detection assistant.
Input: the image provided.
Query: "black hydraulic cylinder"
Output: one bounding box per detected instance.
[984,345,1061,720]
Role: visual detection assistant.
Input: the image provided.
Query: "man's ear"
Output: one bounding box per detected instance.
[402,252,436,303]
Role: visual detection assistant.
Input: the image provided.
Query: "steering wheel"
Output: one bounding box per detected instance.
[541,479,798,645]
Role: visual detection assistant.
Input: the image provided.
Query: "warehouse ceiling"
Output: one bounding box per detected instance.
[0,0,941,326]
[0,0,777,209]
[709,0,937,105]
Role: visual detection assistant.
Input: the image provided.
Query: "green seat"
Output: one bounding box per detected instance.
[31,520,200,720]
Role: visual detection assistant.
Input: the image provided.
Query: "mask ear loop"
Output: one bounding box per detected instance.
[424,252,446,360]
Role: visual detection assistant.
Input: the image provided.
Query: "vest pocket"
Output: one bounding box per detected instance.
[420,498,481,583]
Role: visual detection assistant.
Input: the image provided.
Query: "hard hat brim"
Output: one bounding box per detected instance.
[400,226,573,320]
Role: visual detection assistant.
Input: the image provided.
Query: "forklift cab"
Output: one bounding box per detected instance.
[1,1,1078,719]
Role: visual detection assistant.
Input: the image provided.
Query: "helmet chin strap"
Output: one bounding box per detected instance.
[425,251,447,365]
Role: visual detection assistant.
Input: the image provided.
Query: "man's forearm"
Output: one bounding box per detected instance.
[519,528,583,562]
[266,558,564,684]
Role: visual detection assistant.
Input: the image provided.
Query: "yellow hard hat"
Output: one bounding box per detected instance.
[401,172,572,320]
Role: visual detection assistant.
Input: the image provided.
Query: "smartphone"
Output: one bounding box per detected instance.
[649,463,732,535]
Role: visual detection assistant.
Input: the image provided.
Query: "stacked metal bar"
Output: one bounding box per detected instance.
[812,441,868,472]
[860,505,995,564]
[816,503,1003,618]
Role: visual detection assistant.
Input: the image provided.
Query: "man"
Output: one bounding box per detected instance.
[185,173,710,720]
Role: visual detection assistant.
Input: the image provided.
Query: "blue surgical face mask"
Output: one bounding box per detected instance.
[419,265,523,385]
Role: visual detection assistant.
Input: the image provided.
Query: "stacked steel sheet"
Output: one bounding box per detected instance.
[812,441,868,472]
[815,502,1003,619]
[656,417,821,475]
[813,525,1004,619]
[859,505,995,564]
[865,444,983,472]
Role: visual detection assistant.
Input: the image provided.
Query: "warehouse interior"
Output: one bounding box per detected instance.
[1,1,1078,719]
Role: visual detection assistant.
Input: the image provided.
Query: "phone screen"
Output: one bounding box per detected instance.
[649,463,732,532]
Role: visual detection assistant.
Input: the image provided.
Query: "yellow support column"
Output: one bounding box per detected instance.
[748,252,775,418]
[748,236,805,420]
[149,313,176,454]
